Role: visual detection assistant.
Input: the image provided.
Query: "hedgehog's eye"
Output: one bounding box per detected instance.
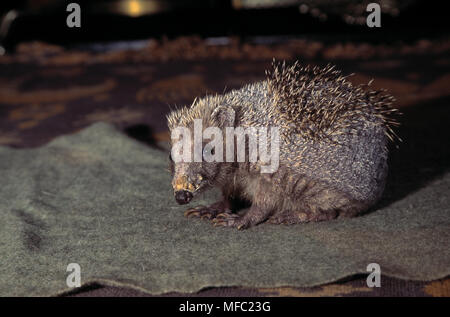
[203,146,215,158]
[169,153,173,162]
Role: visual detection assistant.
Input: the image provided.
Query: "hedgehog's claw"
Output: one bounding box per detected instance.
[215,212,233,219]
[184,205,230,220]
[184,207,201,218]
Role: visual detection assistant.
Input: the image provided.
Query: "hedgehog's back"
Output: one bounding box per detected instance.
[264,61,398,143]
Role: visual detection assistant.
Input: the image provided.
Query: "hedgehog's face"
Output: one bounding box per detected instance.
[169,155,222,205]
[168,104,236,205]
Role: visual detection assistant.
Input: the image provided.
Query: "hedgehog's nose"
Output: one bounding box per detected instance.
[175,190,193,205]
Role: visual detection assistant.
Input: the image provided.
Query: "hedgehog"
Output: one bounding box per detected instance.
[167,61,399,230]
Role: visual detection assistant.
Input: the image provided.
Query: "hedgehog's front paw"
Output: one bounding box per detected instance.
[184,206,217,219]
[212,213,249,230]
[184,202,230,220]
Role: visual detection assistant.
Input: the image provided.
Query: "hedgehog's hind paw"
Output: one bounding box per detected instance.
[212,213,249,230]
[268,209,338,224]
[267,211,303,224]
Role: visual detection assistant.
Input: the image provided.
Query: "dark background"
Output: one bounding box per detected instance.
[0,0,448,50]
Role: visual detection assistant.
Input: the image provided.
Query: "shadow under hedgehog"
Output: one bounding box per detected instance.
[167,61,399,230]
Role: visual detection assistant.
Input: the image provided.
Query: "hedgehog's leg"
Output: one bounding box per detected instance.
[268,183,368,224]
[266,209,308,224]
[267,207,338,224]
[297,187,369,222]
[212,180,275,230]
[212,204,272,229]
[184,200,232,220]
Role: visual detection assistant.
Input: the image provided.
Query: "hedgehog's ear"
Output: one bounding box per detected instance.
[211,106,235,127]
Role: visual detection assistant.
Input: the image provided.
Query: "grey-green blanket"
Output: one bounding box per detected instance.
[0,122,449,296]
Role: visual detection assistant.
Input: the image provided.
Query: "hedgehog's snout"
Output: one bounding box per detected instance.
[175,190,193,205]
